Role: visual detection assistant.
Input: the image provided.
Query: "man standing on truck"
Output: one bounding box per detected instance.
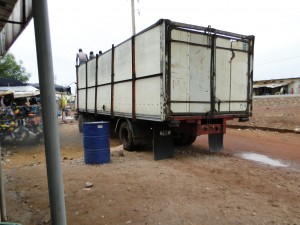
[76,48,88,66]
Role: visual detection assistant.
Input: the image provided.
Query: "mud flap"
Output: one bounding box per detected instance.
[153,122,174,160]
[208,133,224,152]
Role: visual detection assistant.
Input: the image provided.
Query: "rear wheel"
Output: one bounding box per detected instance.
[174,133,197,146]
[78,115,94,133]
[184,134,197,145]
[119,121,134,151]
[78,115,83,133]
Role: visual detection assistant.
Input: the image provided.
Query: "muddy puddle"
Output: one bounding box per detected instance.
[237,152,289,167]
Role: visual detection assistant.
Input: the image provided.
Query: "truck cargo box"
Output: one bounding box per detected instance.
[77,19,254,120]
[76,19,254,159]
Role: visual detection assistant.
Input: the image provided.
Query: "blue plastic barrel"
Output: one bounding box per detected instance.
[83,121,110,164]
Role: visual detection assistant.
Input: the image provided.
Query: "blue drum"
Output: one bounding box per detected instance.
[83,121,110,164]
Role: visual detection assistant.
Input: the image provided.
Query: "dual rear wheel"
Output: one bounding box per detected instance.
[118,122,134,151]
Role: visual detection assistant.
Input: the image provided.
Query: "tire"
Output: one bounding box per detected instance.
[185,134,197,145]
[173,133,184,146]
[119,121,134,151]
[174,133,197,146]
[78,115,83,133]
[79,115,95,133]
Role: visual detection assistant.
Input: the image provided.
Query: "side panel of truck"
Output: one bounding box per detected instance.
[77,65,86,110]
[135,25,163,119]
[78,25,164,121]
[97,51,112,115]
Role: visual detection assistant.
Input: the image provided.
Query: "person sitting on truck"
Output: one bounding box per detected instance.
[89,51,96,60]
[76,48,88,66]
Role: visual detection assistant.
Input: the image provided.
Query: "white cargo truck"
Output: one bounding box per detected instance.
[76,19,254,160]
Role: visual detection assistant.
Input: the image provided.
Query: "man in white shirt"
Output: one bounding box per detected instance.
[76,48,88,66]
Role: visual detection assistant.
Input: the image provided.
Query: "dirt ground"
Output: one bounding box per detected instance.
[227,95,300,132]
[1,96,300,225]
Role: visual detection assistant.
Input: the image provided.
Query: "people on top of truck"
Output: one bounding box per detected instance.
[89,51,96,60]
[76,48,88,66]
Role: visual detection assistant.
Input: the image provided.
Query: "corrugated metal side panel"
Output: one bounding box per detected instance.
[170,29,211,113]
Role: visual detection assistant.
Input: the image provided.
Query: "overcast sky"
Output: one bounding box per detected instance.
[10,0,300,89]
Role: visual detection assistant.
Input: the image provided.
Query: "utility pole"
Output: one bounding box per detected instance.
[131,0,136,35]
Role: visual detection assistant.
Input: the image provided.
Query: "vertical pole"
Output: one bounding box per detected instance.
[76,67,79,111]
[94,54,99,115]
[61,94,64,122]
[131,0,136,35]
[131,36,136,121]
[85,63,88,113]
[111,44,115,118]
[0,143,7,222]
[32,1,67,225]
[210,34,216,115]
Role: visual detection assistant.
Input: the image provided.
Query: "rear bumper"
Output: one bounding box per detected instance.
[169,115,239,135]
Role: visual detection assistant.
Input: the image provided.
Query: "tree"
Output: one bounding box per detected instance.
[0,52,31,82]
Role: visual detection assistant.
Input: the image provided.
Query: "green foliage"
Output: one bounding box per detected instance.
[0,52,31,82]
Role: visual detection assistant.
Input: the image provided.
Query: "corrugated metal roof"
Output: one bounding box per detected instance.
[0,0,32,55]
[0,0,18,31]
[0,77,26,86]
[253,82,291,89]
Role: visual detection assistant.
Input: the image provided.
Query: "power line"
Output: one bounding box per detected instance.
[256,56,300,67]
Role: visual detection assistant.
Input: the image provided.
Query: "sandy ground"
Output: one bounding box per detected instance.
[227,95,300,132]
[1,96,300,225]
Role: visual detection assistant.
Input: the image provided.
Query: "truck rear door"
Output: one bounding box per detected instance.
[168,23,254,117]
